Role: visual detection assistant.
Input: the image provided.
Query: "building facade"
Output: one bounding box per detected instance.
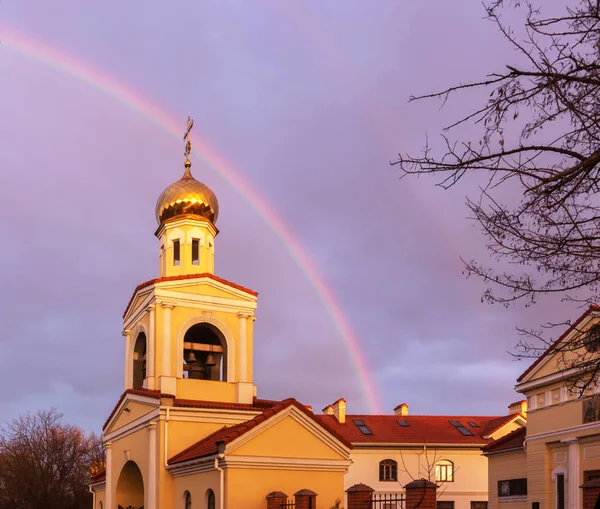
[484,306,600,509]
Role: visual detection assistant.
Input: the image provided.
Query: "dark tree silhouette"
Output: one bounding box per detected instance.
[392,0,600,380]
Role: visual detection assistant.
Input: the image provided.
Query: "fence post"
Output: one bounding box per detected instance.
[295,489,317,509]
[266,491,288,509]
[404,479,437,509]
[346,483,374,509]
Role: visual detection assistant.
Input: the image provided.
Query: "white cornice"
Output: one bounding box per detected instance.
[222,455,352,472]
[104,408,160,442]
[123,291,155,327]
[167,455,221,477]
[155,288,256,312]
[517,311,600,386]
[103,393,161,436]
[90,481,106,491]
[516,366,591,393]
[351,443,488,449]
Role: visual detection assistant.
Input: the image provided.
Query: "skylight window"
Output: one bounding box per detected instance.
[449,420,474,436]
[468,421,479,428]
[353,419,373,435]
[397,420,410,427]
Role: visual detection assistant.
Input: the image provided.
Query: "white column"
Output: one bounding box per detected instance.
[159,303,176,394]
[123,330,132,390]
[161,303,173,376]
[146,422,157,509]
[147,305,156,389]
[237,313,249,382]
[105,442,112,509]
[567,438,581,509]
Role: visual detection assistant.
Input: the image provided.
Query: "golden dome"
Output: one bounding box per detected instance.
[155,162,219,225]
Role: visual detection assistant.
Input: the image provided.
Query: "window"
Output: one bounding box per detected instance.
[449,420,474,436]
[206,489,216,509]
[436,460,454,482]
[397,419,410,427]
[173,240,181,266]
[437,502,454,509]
[184,490,192,509]
[471,502,487,509]
[557,474,565,509]
[498,479,527,498]
[584,325,600,352]
[192,239,199,265]
[468,421,480,428]
[132,333,147,390]
[98,503,103,509]
[379,459,398,481]
[353,419,373,435]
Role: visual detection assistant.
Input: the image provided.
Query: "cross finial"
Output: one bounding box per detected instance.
[183,116,194,171]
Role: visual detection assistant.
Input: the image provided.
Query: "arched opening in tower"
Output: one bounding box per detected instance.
[183,324,227,381]
[132,333,147,390]
[116,460,144,509]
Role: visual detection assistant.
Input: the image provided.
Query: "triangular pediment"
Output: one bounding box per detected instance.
[104,393,161,436]
[227,405,350,461]
[518,308,600,386]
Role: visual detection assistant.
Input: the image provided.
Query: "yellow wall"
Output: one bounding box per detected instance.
[107,401,155,434]
[487,450,527,509]
[526,399,582,436]
[231,415,341,460]
[93,487,105,509]
[172,470,221,509]
[226,468,345,509]
[490,420,523,440]
[175,378,237,402]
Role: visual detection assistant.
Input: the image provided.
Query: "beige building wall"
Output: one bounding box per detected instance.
[346,447,489,509]
[487,451,528,509]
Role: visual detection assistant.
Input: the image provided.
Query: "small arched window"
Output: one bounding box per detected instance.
[206,489,216,509]
[132,333,147,389]
[184,490,192,509]
[435,459,454,482]
[183,324,226,381]
[379,459,398,481]
[98,503,103,509]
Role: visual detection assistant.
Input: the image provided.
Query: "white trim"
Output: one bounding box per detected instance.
[222,455,352,471]
[552,465,568,481]
[224,405,352,457]
[156,280,256,303]
[102,393,161,435]
[516,366,592,392]
[104,409,160,442]
[175,313,236,381]
[499,496,527,503]
[167,454,220,477]
[155,289,256,315]
[517,311,600,386]
[123,291,154,328]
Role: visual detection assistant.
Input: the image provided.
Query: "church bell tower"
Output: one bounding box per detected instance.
[121,117,257,404]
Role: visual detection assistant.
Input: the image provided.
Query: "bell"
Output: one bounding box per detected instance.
[205,353,217,367]
[186,351,197,363]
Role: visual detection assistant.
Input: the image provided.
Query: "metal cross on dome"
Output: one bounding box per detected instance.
[183,116,194,162]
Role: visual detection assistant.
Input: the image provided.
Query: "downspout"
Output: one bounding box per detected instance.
[89,486,96,509]
[163,407,170,467]
[215,445,225,509]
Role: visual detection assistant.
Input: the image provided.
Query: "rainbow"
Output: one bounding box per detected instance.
[2,26,383,413]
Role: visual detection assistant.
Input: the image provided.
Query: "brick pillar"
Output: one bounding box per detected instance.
[266,491,288,509]
[404,479,437,509]
[346,484,374,509]
[295,489,317,509]
[581,479,600,509]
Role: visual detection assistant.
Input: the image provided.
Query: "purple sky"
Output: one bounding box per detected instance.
[0,0,580,432]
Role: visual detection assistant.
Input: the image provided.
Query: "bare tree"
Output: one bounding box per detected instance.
[392,0,600,376]
[396,445,455,499]
[0,409,103,509]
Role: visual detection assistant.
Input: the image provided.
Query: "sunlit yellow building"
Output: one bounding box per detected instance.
[484,306,600,509]
[90,127,526,509]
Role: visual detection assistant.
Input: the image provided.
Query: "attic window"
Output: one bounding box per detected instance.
[173,240,181,266]
[192,239,199,265]
[397,420,410,427]
[468,421,479,428]
[353,419,373,435]
[449,420,474,436]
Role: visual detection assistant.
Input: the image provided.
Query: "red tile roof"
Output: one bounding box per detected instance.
[102,389,173,431]
[482,427,526,454]
[168,398,353,465]
[481,415,522,437]
[123,273,258,318]
[517,305,600,383]
[314,414,518,445]
[90,469,106,484]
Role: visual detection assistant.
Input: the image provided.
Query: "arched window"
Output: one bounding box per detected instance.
[132,333,147,389]
[435,460,454,482]
[183,324,227,381]
[379,459,398,481]
[184,490,192,509]
[98,503,103,509]
[206,489,216,509]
